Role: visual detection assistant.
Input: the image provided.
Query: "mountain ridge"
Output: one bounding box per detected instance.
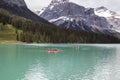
[0,0,49,23]
[95,6,120,34]
[2,0,27,7]
[0,0,120,43]
[40,1,112,33]
[95,6,120,18]
[39,1,120,38]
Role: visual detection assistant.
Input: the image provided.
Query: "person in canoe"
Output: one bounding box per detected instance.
[47,48,59,53]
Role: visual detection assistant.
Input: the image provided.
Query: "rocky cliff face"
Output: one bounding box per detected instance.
[95,6,120,33]
[40,1,113,34]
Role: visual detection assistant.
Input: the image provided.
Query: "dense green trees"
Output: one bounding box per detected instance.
[0,23,4,30]
[0,8,120,43]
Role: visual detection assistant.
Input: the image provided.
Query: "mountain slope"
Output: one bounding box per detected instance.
[95,6,120,18]
[0,8,119,43]
[0,0,49,23]
[34,7,47,16]
[40,0,120,37]
[0,23,17,41]
[0,0,120,43]
[95,6,120,33]
[40,0,114,34]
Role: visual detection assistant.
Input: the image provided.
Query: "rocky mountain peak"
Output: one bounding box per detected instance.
[50,0,69,5]
[95,6,120,18]
[40,2,112,33]
[36,1,120,37]
[95,6,108,12]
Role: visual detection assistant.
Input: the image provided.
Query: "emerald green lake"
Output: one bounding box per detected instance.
[0,44,120,80]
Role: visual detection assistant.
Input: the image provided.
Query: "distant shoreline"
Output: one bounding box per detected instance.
[0,40,119,44]
[0,40,26,44]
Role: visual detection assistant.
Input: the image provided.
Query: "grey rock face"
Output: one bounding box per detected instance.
[40,2,112,34]
[41,2,85,20]
[95,6,120,33]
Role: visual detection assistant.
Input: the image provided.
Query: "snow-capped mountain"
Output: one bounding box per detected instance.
[95,6,120,33]
[34,7,47,16]
[40,0,115,34]
[95,6,120,18]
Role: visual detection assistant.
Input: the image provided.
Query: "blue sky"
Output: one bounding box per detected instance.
[24,0,120,13]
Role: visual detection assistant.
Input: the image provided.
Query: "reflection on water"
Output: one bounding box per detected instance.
[22,63,48,80]
[0,44,120,80]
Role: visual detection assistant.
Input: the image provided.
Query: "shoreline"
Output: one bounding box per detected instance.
[0,40,119,44]
[0,40,26,44]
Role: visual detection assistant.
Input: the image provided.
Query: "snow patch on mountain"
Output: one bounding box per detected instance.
[50,0,69,5]
[95,6,120,33]
[95,10,112,17]
[49,16,74,22]
[34,7,47,16]
[50,5,54,10]
[95,6,120,19]
[39,1,120,35]
[40,2,113,33]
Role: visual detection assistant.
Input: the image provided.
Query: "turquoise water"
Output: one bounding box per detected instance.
[0,44,120,80]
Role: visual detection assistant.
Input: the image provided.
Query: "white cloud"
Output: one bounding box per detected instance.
[25,0,120,13]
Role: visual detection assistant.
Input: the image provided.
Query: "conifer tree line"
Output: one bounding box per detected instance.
[0,8,120,43]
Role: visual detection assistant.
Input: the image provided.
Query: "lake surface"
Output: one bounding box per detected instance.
[0,44,120,80]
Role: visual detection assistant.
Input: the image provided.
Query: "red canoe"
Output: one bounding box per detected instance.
[47,49,59,53]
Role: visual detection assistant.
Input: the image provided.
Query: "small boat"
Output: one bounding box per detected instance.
[47,49,59,53]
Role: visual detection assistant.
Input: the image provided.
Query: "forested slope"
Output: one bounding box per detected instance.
[0,8,120,43]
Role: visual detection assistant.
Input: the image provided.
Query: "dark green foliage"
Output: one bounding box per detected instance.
[0,23,17,40]
[0,8,120,43]
[0,0,49,23]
